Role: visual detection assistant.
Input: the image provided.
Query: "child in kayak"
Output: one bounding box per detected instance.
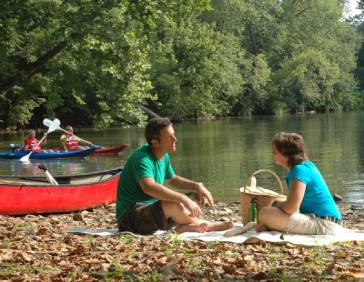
[60,125,93,151]
[24,130,47,152]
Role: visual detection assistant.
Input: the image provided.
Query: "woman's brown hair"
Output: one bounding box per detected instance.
[272,132,308,167]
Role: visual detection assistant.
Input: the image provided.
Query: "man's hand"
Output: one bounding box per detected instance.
[182,195,201,217]
[196,183,214,207]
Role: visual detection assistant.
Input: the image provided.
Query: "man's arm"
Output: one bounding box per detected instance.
[165,175,214,207]
[139,177,202,217]
[76,136,94,147]
[78,137,93,147]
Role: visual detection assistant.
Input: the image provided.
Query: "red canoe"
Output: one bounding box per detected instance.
[0,167,121,215]
[95,144,128,154]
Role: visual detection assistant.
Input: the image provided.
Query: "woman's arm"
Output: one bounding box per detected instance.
[275,179,306,215]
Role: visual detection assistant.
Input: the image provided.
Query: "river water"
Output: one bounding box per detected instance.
[0,112,363,207]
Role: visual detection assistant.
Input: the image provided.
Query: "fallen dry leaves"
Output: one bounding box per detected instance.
[0,202,363,281]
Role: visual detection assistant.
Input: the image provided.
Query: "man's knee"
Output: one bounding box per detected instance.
[161,201,186,218]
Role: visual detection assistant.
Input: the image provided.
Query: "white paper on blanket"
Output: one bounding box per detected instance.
[67,227,168,237]
[179,227,364,246]
[68,227,122,236]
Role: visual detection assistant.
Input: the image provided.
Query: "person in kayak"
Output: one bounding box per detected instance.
[116,117,234,235]
[256,132,342,235]
[24,130,47,152]
[60,125,93,151]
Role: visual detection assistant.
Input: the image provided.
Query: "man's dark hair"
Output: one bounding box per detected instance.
[272,132,308,167]
[145,117,172,145]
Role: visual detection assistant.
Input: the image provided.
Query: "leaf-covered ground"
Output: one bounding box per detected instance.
[0,202,363,281]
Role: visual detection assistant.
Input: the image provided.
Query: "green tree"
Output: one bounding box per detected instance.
[269,0,360,113]
[0,0,153,128]
[274,49,341,112]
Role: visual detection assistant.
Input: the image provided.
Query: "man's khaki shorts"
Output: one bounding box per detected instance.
[117,201,176,235]
[285,213,343,235]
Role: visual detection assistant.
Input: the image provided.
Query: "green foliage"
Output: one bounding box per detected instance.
[266,0,360,113]
[151,21,244,119]
[0,0,362,127]
[237,53,272,115]
[275,49,341,112]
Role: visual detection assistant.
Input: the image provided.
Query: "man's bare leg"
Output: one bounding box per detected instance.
[175,223,208,233]
[201,220,234,232]
[162,201,234,233]
[162,202,209,233]
[162,201,200,225]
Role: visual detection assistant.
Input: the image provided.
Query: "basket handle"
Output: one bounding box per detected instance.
[244,169,285,194]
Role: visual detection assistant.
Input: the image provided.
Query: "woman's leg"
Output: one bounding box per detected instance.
[257,206,291,232]
[258,207,340,235]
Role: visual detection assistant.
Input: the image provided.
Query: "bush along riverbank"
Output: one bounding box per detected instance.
[0,202,363,281]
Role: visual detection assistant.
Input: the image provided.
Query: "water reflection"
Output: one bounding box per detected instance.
[0,112,363,207]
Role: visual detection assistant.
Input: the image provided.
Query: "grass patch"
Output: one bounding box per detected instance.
[305,246,326,268]
[104,264,139,281]
[147,271,161,281]
[267,269,304,282]
[0,239,12,249]
[169,231,183,244]
[161,245,174,255]
[0,262,50,277]
[266,243,283,267]
[120,234,136,244]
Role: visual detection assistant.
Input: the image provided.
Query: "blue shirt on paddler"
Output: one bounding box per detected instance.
[285,161,341,220]
[116,144,175,221]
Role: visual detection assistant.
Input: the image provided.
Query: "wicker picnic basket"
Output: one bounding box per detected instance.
[240,169,287,224]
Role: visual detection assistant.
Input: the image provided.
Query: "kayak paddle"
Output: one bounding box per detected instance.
[43,118,94,147]
[19,119,61,162]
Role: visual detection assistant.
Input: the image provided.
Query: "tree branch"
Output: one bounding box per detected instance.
[0,41,68,94]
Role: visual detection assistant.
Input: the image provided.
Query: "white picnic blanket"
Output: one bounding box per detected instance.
[67,226,364,246]
[178,228,364,246]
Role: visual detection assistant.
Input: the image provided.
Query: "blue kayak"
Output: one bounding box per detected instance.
[0,147,97,159]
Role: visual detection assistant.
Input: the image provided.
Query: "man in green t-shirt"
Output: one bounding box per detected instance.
[116,117,233,235]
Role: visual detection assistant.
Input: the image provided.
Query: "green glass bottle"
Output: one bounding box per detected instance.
[249,197,258,222]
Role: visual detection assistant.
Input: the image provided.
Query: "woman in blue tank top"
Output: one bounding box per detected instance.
[256,132,342,235]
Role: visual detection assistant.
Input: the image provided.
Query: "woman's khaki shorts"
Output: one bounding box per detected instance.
[285,213,343,235]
